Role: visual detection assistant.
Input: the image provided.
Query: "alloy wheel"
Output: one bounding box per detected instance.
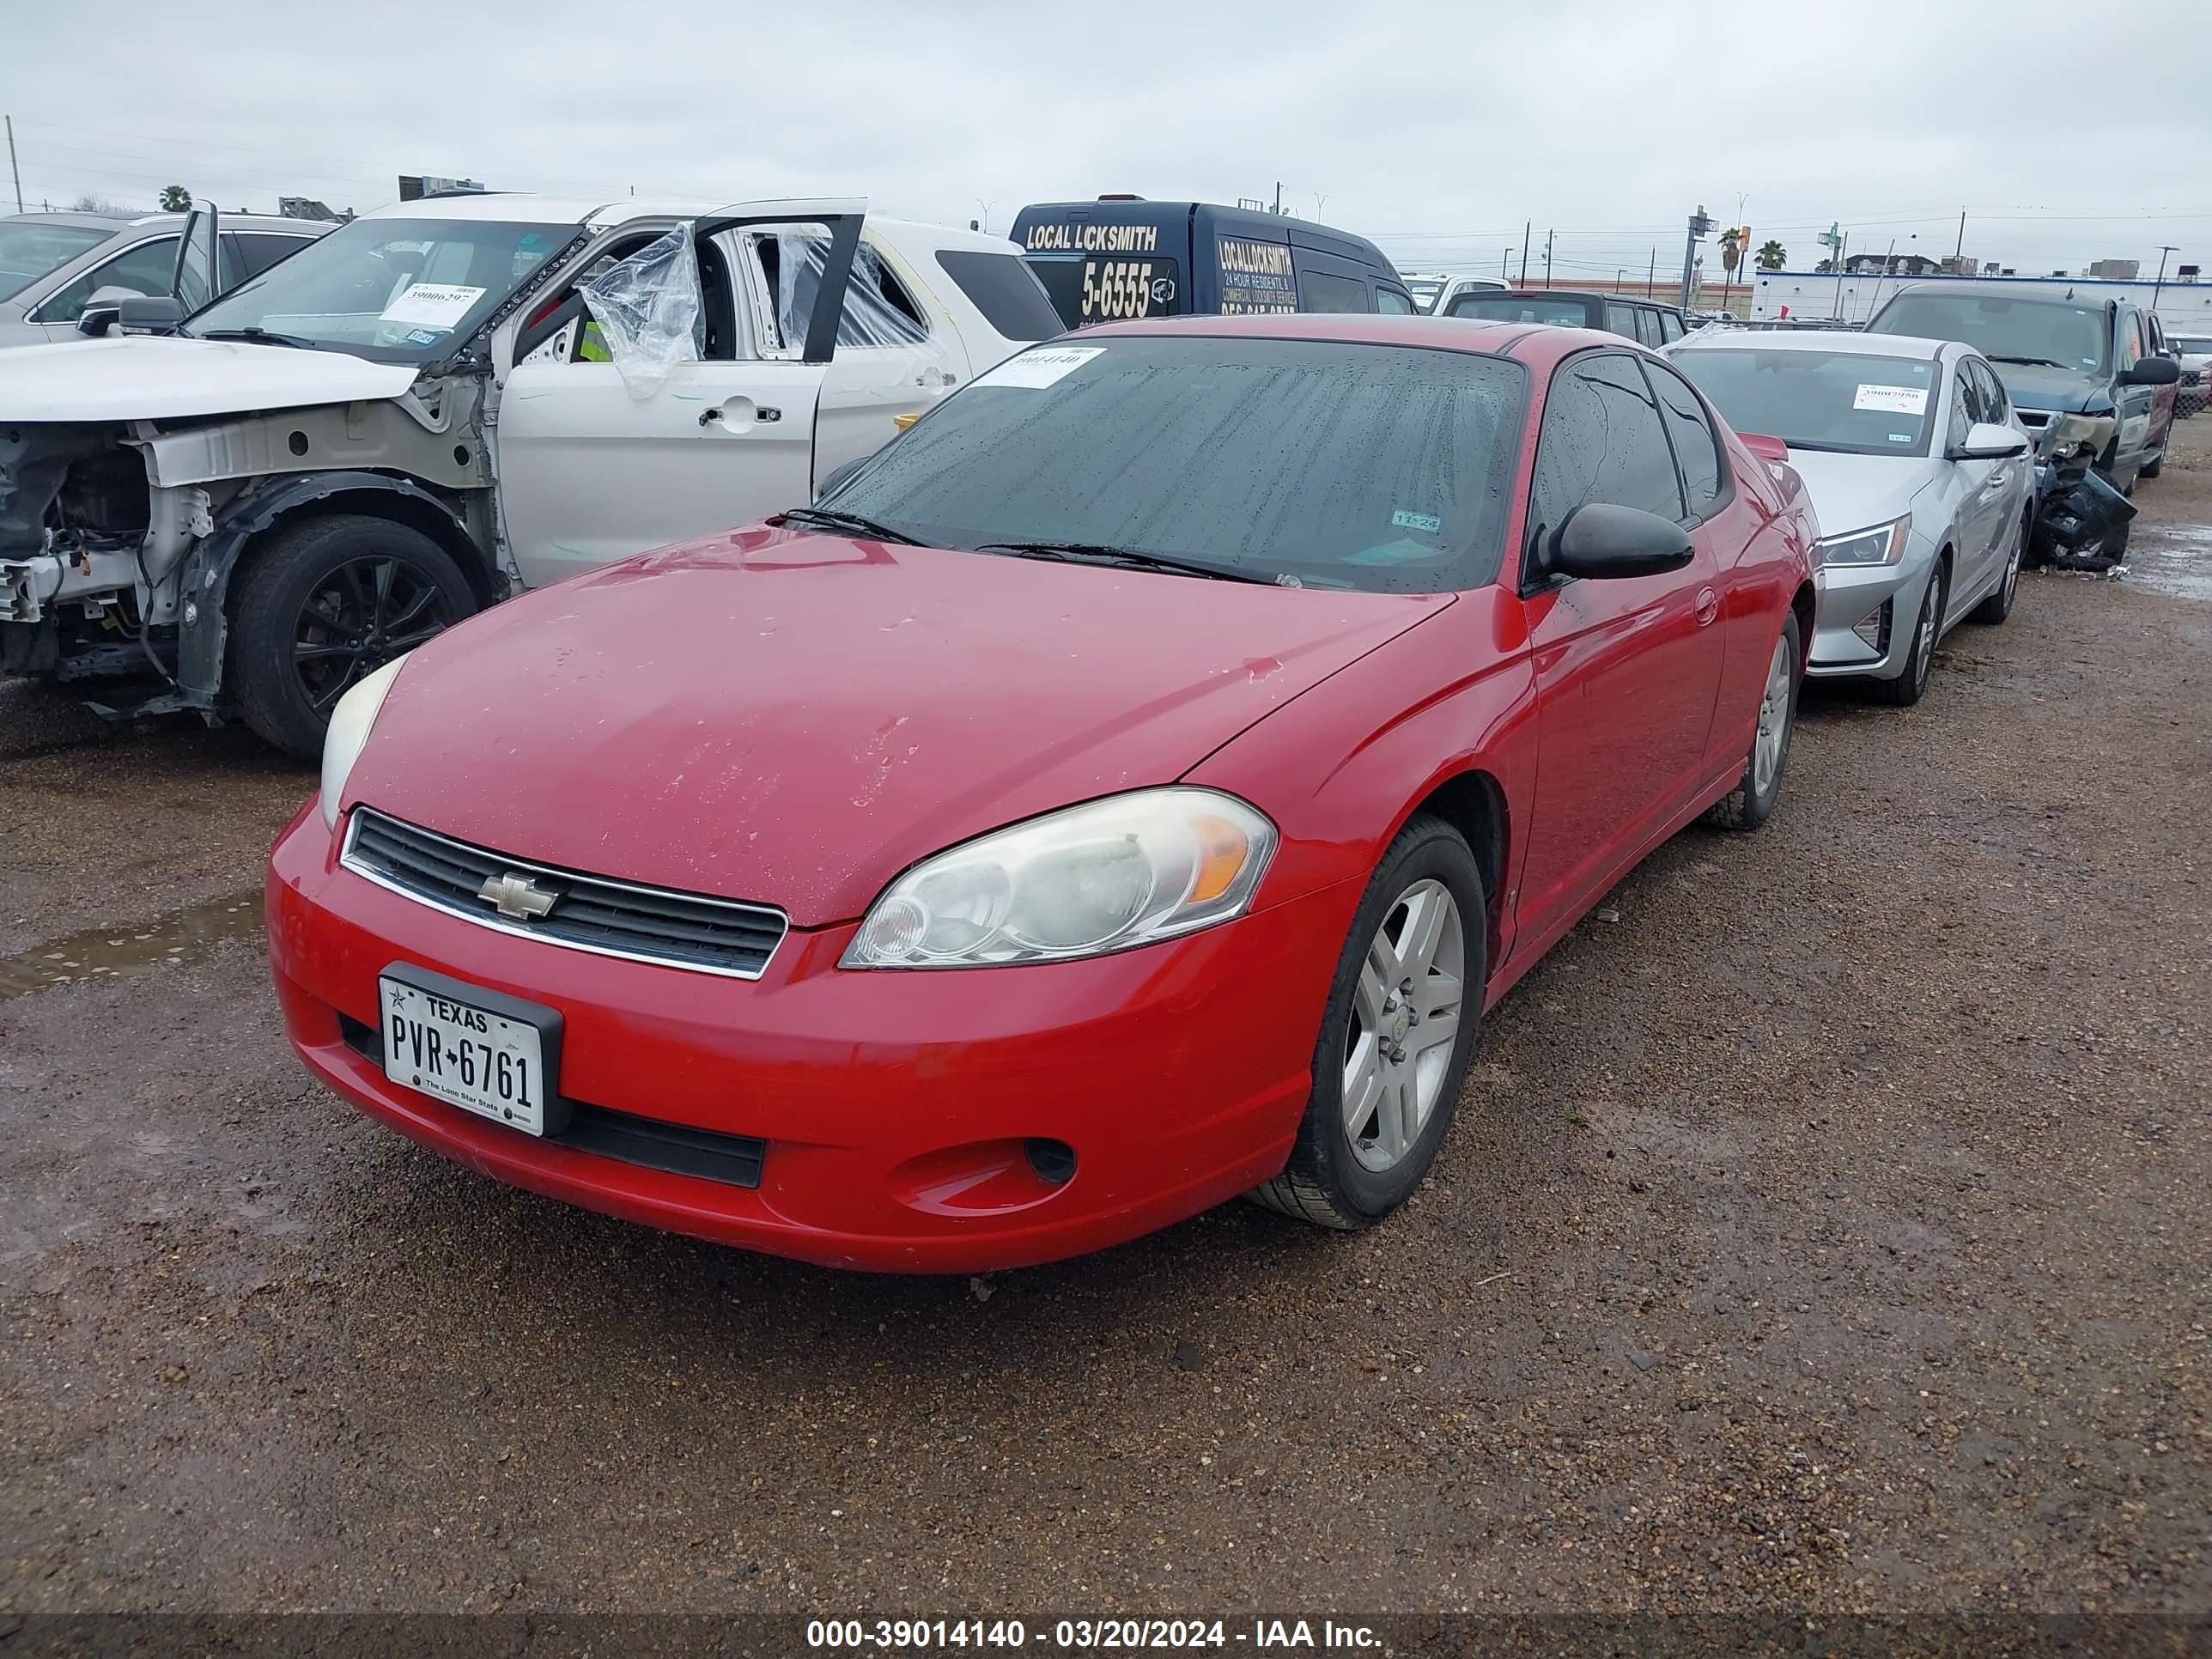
[1911,576,1940,695]
[1753,635,1793,799]
[1343,878,1466,1173]
[292,556,458,714]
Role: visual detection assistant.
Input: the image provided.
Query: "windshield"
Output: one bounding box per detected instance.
[186,216,574,360]
[1674,347,1939,457]
[1869,294,2107,374]
[1407,276,1444,313]
[2171,335,2212,356]
[823,335,1528,592]
[0,222,110,302]
[1448,293,1593,327]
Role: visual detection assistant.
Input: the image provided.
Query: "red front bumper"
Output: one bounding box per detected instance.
[267,799,1356,1273]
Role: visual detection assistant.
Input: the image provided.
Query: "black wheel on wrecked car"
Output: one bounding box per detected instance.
[228,513,477,759]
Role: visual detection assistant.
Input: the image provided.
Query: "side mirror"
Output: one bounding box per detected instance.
[118,295,185,332]
[1738,432,1790,465]
[1950,422,2030,460]
[1543,503,1693,581]
[2121,356,2181,387]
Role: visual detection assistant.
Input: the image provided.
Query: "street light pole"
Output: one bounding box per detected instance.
[1679,206,1714,311]
[2153,245,2179,313]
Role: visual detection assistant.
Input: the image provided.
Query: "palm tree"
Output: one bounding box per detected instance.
[1756,239,1787,270]
[159,185,192,212]
[1718,227,1742,284]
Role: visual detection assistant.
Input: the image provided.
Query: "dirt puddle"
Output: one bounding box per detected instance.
[0,890,264,1000]
[2130,522,2212,603]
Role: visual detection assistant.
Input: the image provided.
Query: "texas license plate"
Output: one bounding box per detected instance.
[379,971,552,1135]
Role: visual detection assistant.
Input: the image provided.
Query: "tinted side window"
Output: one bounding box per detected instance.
[1970,360,2009,423]
[935,249,1062,340]
[2118,310,2143,368]
[32,236,177,322]
[1300,270,1371,313]
[1528,353,1686,558]
[1659,311,1685,343]
[1645,360,1723,521]
[1604,301,1638,338]
[1375,286,1415,314]
[1633,309,1662,348]
[230,232,313,281]
[1948,370,1975,451]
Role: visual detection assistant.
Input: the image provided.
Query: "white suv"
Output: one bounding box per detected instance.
[0,193,1060,754]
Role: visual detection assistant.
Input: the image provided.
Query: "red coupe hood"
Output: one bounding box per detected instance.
[346,528,1449,927]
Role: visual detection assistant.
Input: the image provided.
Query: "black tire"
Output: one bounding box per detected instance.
[2139,452,2163,481]
[228,513,477,759]
[1971,510,2027,625]
[1874,559,1947,708]
[1703,610,1802,831]
[1249,814,1486,1231]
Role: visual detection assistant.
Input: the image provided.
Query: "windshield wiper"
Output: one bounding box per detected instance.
[1986,354,2070,369]
[973,541,1275,585]
[195,325,320,349]
[771,507,921,545]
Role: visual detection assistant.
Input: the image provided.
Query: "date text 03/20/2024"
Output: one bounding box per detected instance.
[805,1620,1380,1650]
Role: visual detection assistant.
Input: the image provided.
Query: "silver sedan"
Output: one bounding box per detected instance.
[1668,329,2035,705]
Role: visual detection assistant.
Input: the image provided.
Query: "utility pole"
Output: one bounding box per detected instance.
[5,116,21,215]
[1679,205,1714,310]
[1500,248,1510,281]
[1272,181,1281,216]
[1518,221,1530,287]
[1542,228,1553,289]
[1647,246,1656,299]
[2153,245,2179,313]
[1954,209,1966,265]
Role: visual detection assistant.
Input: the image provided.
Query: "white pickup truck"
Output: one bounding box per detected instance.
[0,193,1061,754]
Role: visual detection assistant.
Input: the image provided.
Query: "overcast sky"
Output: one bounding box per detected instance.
[7,0,2207,283]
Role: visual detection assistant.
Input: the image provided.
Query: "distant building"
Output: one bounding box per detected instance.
[1844,252,1942,277]
[398,175,486,201]
[1939,254,1981,276]
[278,197,335,221]
[2088,258,2140,281]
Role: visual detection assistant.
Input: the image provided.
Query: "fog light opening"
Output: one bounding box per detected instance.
[1024,1138,1077,1185]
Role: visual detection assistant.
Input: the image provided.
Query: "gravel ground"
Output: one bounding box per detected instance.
[2,423,2208,1622]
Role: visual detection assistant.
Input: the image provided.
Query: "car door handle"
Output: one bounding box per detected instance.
[1694,586,1719,627]
[699,404,781,427]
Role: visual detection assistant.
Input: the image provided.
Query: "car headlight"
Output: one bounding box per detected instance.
[842,787,1278,968]
[2051,412,2113,457]
[1817,515,1911,567]
[318,655,410,830]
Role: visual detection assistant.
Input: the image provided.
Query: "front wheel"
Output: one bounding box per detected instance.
[1703,611,1801,831]
[228,514,478,759]
[1249,815,1486,1230]
[1874,560,1946,708]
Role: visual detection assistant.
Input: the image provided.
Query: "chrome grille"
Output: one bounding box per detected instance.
[342,809,787,980]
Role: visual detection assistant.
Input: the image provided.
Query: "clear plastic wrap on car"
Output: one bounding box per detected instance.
[580,223,702,396]
[773,230,929,352]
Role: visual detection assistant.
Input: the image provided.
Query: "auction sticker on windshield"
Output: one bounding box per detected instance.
[1853,384,1929,416]
[973,346,1105,390]
[379,973,549,1135]
[380,283,487,329]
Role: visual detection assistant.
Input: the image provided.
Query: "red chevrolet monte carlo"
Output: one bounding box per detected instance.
[267,314,1817,1273]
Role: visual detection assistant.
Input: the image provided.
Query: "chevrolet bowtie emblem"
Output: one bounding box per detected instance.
[477,872,556,921]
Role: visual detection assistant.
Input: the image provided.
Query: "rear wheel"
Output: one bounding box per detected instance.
[228,514,477,759]
[1971,511,2027,624]
[1249,815,1485,1231]
[1875,561,1946,707]
[1703,611,1801,831]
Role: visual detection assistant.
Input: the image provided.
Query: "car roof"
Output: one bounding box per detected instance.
[354,193,1009,254]
[1073,310,1636,369]
[1882,280,2112,309]
[1674,329,1955,360]
[3,209,331,232]
[1474,288,1674,307]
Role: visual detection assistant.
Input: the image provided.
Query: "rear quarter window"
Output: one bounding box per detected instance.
[933,250,1064,341]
